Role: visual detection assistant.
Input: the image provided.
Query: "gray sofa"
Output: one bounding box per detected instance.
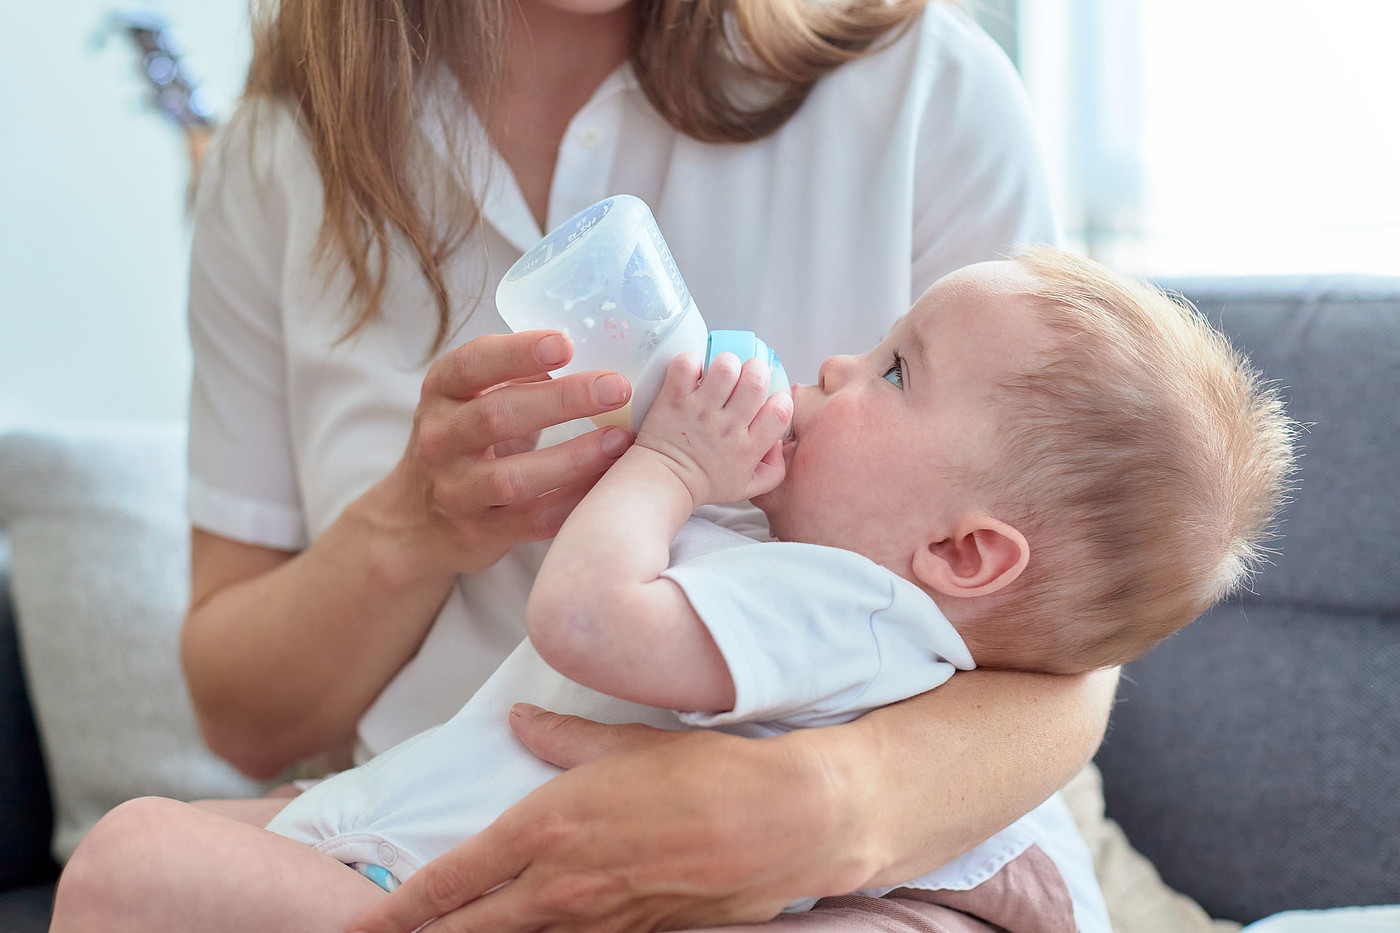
[1,276,1397,931]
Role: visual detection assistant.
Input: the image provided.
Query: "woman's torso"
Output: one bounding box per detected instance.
[185,3,1058,756]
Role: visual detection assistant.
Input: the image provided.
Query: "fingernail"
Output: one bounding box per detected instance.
[536,334,568,366]
[594,373,629,407]
[511,702,543,718]
[601,428,632,457]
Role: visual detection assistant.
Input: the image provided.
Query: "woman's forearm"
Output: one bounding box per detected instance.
[181,481,458,779]
[352,672,1117,933]
[802,666,1120,885]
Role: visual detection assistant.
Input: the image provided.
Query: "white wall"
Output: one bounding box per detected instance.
[0,2,251,430]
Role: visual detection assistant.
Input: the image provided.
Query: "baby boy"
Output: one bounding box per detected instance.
[266,247,1296,908]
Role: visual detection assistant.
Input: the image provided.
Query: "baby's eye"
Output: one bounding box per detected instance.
[882,355,904,389]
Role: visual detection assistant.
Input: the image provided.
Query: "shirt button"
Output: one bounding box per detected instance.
[378,842,398,865]
[578,127,603,149]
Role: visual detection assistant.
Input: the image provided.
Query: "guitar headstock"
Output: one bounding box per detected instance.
[99,8,216,131]
[96,8,219,200]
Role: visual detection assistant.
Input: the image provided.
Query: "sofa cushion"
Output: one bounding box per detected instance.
[1168,275,1400,614]
[1095,276,1400,922]
[0,424,271,863]
[1060,763,1241,933]
[1098,599,1399,922]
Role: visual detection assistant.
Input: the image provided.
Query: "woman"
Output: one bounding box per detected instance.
[50,0,1118,930]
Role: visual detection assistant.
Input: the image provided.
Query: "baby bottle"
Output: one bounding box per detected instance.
[495,194,789,432]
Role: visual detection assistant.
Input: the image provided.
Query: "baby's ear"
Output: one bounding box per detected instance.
[912,516,1029,598]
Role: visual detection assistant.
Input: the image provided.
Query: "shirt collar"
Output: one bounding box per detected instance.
[416,63,640,255]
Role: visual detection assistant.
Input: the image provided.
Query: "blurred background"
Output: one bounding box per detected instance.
[1,2,249,430]
[1,0,1397,431]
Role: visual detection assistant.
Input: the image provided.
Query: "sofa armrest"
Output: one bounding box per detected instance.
[0,538,60,889]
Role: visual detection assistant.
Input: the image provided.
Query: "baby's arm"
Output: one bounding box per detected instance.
[528,352,791,713]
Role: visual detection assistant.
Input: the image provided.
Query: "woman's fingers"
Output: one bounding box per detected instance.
[507,704,687,770]
[390,330,640,572]
[438,427,631,512]
[473,472,617,545]
[425,331,572,401]
[368,863,648,933]
[423,371,631,461]
[422,330,630,449]
[349,726,831,933]
[347,828,529,933]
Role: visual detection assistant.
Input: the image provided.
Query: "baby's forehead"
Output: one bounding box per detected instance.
[932,259,1041,299]
[907,261,1044,329]
[901,265,1055,380]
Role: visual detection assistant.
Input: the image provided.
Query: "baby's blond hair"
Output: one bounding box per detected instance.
[963,248,1297,674]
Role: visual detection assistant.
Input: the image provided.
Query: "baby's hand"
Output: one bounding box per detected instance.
[635,352,791,507]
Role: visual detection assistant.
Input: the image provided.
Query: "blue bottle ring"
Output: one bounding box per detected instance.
[703,330,790,397]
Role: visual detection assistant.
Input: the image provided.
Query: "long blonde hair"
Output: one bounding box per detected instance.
[243,0,929,350]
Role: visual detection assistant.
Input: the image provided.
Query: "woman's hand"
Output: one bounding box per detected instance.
[347,669,1117,933]
[347,706,881,933]
[373,330,636,578]
[183,330,636,777]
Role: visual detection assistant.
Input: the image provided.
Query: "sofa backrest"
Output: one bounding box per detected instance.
[1094,276,1400,922]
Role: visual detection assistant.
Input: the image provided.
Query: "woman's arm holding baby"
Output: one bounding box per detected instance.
[528,352,790,713]
[351,667,1116,933]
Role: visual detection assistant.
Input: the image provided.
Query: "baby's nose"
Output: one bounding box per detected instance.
[817,354,856,391]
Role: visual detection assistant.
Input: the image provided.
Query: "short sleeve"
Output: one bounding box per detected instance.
[661,541,974,730]
[186,102,308,550]
[908,7,1062,296]
[690,501,772,542]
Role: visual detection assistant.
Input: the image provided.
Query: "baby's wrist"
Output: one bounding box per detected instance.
[622,443,711,510]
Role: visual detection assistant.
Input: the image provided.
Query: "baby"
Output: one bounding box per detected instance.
[266,247,1296,907]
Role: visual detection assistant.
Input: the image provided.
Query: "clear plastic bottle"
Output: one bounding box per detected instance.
[496,195,789,431]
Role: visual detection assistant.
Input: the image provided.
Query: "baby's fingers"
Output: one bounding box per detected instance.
[696,351,744,407]
[657,352,705,403]
[721,355,775,418]
[751,389,792,443]
[749,437,787,497]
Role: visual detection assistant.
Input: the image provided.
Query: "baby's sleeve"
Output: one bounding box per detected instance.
[186,102,308,550]
[660,542,974,730]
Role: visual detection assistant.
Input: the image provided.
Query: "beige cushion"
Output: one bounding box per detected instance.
[0,425,270,860]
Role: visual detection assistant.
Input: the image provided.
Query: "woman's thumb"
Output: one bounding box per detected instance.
[508,703,681,769]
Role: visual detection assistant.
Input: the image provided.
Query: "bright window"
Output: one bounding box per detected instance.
[1013,0,1400,276]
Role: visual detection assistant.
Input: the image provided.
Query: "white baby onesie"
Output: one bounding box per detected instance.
[265,517,1104,929]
